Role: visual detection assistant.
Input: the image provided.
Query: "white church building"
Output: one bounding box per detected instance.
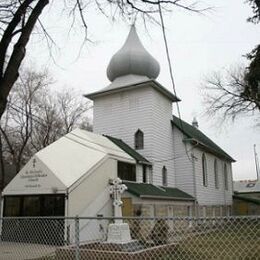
[2,26,235,223]
[85,26,235,217]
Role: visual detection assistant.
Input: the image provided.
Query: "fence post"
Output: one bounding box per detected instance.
[75,215,80,260]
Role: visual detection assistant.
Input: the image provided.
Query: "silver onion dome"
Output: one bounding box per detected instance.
[107,26,160,82]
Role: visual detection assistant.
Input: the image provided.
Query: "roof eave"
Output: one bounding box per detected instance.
[150,80,181,102]
[84,79,180,102]
[171,119,235,163]
[183,138,236,162]
[137,160,152,166]
[139,194,195,201]
[233,195,260,205]
[105,135,151,165]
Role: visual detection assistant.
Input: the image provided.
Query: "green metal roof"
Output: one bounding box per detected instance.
[124,181,194,201]
[105,135,151,165]
[172,115,235,162]
[233,194,260,205]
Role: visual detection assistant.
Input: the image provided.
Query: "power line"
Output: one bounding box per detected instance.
[4,101,196,163]
[158,3,192,162]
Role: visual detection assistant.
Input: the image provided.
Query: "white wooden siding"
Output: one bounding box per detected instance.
[172,127,194,196]
[92,83,233,207]
[93,84,175,187]
[173,127,233,206]
[136,164,143,183]
[193,148,233,206]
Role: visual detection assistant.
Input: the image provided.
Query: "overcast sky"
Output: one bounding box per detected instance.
[26,0,260,181]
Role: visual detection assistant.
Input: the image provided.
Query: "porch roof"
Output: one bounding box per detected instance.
[124,181,194,201]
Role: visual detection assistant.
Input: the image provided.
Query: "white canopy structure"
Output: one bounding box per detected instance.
[2,129,135,218]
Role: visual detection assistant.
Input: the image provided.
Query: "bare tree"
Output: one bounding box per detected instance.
[203,67,260,123]
[246,0,260,23]
[0,68,49,173]
[29,87,92,151]
[0,68,92,184]
[0,0,209,120]
[203,0,260,124]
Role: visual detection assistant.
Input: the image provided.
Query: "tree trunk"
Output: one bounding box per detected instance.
[0,96,7,120]
[0,0,49,120]
[0,135,5,191]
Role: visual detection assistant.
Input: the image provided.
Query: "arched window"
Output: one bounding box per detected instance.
[202,153,208,187]
[224,163,228,190]
[214,159,219,189]
[142,165,147,183]
[162,166,167,186]
[135,129,144,150]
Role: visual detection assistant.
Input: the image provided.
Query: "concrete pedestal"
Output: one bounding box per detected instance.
[107,223,131,243]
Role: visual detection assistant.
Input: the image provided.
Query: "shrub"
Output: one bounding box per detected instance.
[150,219,169,245]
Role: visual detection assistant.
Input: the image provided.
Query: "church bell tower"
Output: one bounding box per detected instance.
[85,26,179,187]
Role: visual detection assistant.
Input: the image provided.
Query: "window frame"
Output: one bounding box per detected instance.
[162,166,168,187]
[224,163,228,190]
[142,165,147,183]
[134,129,144,150]
[117,161,136,182]
[214,159,219,189]
[202,153,208,187]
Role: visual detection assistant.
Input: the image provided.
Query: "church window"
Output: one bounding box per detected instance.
[202,153,208,187]
[135,129,144,150]
[162,166,168,186]
[142,165,147,183]
[224,163,228,190]
[118,161,136,182]
[214,159,219,189]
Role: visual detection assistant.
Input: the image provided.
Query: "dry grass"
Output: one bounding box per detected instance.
[162,222,260,259]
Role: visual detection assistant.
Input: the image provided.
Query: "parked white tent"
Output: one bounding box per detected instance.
[2,129,135,217]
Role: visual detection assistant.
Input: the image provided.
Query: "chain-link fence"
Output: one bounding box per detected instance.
[0,216,259,259]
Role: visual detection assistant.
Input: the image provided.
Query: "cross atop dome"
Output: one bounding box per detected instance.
[106,26,160,82]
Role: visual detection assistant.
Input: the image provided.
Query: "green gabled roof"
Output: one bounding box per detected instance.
[124,181,194,201]
[105,135,151,165]
[233,194,260,205]
[172,115,235,162]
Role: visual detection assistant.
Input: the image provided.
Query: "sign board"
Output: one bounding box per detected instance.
[3,156,66,195]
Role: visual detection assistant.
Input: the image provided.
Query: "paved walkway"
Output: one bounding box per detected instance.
[0,242,56,260]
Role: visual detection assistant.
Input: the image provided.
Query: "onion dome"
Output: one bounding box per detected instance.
[107,26,160,82]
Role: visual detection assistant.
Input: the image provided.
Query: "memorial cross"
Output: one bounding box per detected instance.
[109,178,127,224]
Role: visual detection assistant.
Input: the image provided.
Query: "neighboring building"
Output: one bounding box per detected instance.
[85,26,235,217]
[233,180,260,215]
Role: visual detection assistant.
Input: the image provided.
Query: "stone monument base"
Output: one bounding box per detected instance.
[107,223,131,244]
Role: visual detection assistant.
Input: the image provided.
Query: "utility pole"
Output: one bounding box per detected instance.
[254,144,260,181]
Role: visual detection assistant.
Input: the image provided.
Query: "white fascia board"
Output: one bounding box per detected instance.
[108,154,135,164]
